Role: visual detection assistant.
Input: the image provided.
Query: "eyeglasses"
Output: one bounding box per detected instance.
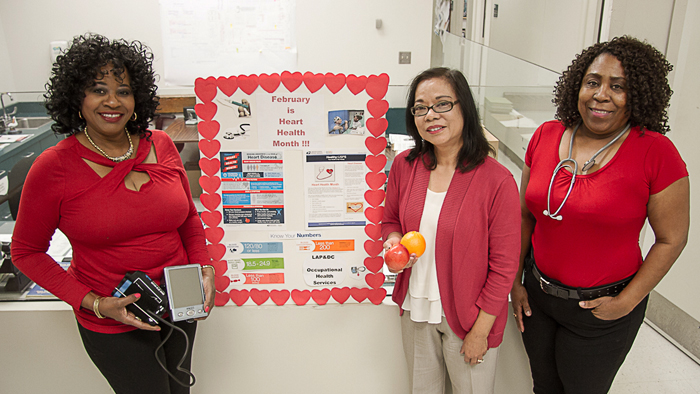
[410,100,458,117]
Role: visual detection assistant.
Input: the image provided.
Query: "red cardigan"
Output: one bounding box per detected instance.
[382,151,520,347]
[11,130,209,333]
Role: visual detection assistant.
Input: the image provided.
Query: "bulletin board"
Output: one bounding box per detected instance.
[195,72,390,306]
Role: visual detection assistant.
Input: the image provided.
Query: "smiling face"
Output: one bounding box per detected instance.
[577,53,630,138]
[413,77,464,153]
[81,64,135,140]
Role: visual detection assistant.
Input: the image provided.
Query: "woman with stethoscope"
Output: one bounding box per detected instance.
[510,36,689,394]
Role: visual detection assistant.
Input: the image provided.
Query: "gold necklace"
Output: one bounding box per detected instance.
[83,127,134,162]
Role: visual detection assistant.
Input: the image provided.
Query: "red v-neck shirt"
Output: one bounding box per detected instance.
[12,130,209,333]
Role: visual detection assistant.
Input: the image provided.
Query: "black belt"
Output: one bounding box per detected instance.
[529,261,633,301]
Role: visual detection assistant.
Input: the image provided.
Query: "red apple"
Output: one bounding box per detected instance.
[384,243,410,271]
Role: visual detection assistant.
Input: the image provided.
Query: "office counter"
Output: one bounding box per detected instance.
[0,299,533,393]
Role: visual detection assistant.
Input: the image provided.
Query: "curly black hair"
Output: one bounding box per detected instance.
[44,33,159,137]
[405,67,493,172]
[553,36,673,134]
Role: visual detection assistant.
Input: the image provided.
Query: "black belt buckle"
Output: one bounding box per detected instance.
[539,276,572,299]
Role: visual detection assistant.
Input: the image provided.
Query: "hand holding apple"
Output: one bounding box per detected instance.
[384,243,410,272]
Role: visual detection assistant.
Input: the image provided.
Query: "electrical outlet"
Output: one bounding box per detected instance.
[399,51,411,65]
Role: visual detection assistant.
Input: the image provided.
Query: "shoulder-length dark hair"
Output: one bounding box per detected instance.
[44,33,159,137]
[553,35,673,134]
[404,67,493,172]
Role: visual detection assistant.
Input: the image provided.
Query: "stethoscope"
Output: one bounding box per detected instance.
[543,122,631,221]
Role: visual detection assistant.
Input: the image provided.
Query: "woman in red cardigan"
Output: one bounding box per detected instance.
[382,67,520,393]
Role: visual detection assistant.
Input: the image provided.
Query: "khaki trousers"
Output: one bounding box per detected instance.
[401,312,499,394]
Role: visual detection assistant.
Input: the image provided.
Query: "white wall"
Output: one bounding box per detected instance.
[486,0,600,73]
[0,14,15,92]
[645,0,700,322]
[0,0,432,97]
[605,0,675,53]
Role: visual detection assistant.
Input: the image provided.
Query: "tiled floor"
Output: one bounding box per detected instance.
[612,323,700,393]
[496,146,700,393]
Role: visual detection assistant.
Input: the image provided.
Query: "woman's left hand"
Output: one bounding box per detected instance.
[460,330,488,366]
[579,296,633,320]
[196,266,216,321]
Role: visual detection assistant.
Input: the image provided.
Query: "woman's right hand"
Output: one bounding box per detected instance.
[510,282,531,333]
[382,235,418,274]
[84,293,161,331]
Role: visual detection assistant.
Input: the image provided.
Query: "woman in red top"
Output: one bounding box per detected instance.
[510,36,689,394]
[382,68,520,393]
[11,34,214,394]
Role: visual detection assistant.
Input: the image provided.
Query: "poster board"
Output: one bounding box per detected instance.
[195,72,390,306]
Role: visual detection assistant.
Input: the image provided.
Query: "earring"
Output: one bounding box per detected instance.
[131,113,138,121]
[78,111,83,119]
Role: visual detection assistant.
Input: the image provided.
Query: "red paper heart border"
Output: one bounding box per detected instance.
[194,72,393,307]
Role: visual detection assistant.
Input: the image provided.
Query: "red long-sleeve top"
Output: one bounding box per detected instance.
[11,130,209,333]
[382,150,521,348]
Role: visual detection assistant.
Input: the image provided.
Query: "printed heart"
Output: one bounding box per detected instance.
[238,74,259,95]
[350,287,369,303]
[365,172,387,190]
[311,288,331,305]
[259,73,281,93]
[326,169,333,174]
[303,72,325,93]
[199,175,221,194]
[364,239,384,257]
[194,102,217,121]
[364,189,385,207]
[199,158,221,177]
[364,256,384,273]
[281,71,303,92]
[195,78,218,102]
[365,273,385,289]
[368,288,387,305]
[205,227,225,244]
[198,139,221,159]
[214,290,230,306]
[367,99,389,118]
[212,259,228,276]
[365,206,384,225]
[365,137,387,156]
[200,193,222,211]
[201,210,222,227]
[331,287,351,304]
[291,289,311,306]
[229,289,250,306]
[366,117,388,137]
[207,243,226,261]
[324,72,346,94]
[198,121,220,140]
[270,289,290,306]
[214,275,230,292]
[250,289,270,305]
[364,223,381,240]
[347,203,363,213]
[216,76,238,96]
[365,155,387,173]
[346,74,368,95]
[366,73,390,99]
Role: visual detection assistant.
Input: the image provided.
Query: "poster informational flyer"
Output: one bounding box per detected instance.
[196,72,389,307]
[304,152,368,228]
[221,151,285,227]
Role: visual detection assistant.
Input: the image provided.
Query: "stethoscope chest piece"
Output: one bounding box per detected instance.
[543,122,630,221]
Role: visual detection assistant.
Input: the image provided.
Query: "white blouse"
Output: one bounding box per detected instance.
[402,189,446,324]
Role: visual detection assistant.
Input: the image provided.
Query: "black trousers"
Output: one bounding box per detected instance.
[521,267,647,394]
[78,320,197,394]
